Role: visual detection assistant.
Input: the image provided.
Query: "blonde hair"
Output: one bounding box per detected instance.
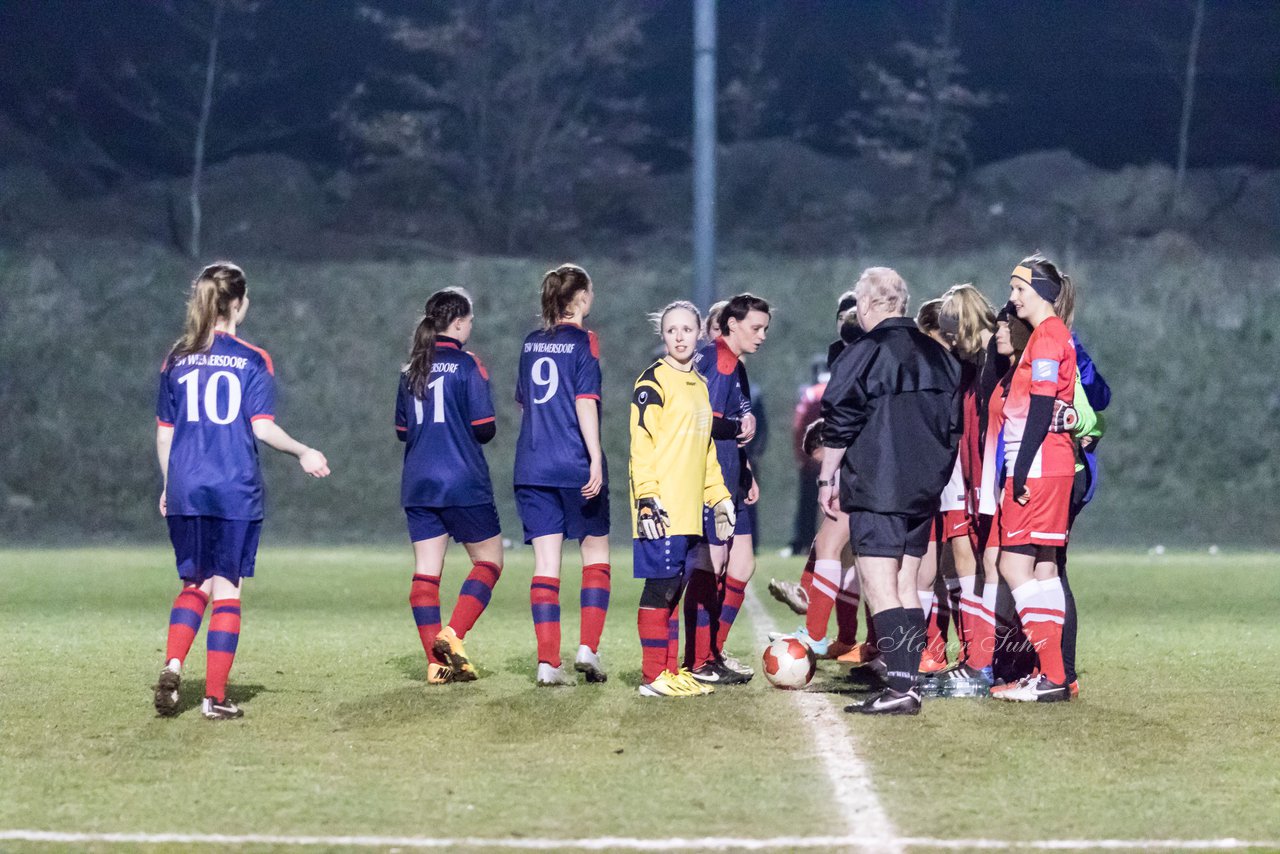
[169,262,247,363]
[940,283,997,360]
[853,267,909,316]
[648,300,702,336]
[705,300,727,338]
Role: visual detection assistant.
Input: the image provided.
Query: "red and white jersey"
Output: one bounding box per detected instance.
[1001,316,1077,479]
[940,453,966,512]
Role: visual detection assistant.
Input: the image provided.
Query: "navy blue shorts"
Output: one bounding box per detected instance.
[167,515,262,584]
[515,485,610,543]
[633,534,702,580]
[406,504,501,544]
[849,510,933,560]
[702,497,754,546]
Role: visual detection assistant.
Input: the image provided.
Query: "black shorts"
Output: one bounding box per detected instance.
[848,510,932,560]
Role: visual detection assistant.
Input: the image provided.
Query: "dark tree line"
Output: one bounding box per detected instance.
[0,0,1273,253]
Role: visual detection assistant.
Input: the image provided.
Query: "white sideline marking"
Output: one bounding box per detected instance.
[741,587,902,853]
[2,830,1277,850]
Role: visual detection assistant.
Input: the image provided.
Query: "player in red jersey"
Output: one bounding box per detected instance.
[398,288,503,685]
[513,264,611,686]
[154,263,330,720]
[992,256,1078,703]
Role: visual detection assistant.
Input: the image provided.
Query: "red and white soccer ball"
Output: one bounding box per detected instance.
[762,636,817,689]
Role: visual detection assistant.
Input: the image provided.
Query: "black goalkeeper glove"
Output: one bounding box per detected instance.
[636,497,670,540]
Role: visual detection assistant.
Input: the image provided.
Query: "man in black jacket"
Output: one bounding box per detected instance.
[817,267,961,716]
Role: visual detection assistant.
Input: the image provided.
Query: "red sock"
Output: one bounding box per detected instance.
[924,596,948,663]
[835,590,861,645]
[531,575,561,667]
[409,574,442,661]
[205,599,241,703]
[579,563,610,653]
[448,561,502,639]
[806,559,839,641]
[683,569,718,669]
[1012,581,1067,684]
[638,607,668,682]
[165,587,209,664]
[800,547,817,598]
[715,577,747,654]
[666,612,681,674]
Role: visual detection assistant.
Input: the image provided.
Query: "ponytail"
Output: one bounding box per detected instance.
[539,264,592,330]
[405,287,473,398]
[169,262,247,363]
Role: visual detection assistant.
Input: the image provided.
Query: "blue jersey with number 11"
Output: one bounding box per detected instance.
[514,324,605,488]
[395,340,497,507]
[156,331,276,520]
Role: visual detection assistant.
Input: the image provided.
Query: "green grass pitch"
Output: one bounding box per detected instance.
[1,547,1278,850]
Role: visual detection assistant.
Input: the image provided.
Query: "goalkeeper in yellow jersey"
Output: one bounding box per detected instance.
[630,300,736,698]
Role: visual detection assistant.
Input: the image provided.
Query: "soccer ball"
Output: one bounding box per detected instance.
[761,636,817,689]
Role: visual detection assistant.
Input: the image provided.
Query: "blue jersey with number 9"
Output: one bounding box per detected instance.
[513,324,605,489]
[156,331,276,520]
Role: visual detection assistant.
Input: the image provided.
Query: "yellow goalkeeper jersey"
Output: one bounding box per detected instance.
[629,357,731,537]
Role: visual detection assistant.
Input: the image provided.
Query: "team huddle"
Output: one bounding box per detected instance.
[151,257,1107,719]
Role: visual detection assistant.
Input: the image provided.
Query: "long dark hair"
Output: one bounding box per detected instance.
[405,288,472,398]
[169,262,246,363]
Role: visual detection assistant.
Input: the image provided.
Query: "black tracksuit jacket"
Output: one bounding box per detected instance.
[820,316,963,516]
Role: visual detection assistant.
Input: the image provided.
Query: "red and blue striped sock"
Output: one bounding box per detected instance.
[205,598,241,703]
[638,607,668,683]
[578,563,610,653]
[449,561,502,639]
[683,568,718,669]
[715,576,748,655]
[165,587,209,664]
[531,575,562,667]
[665,612,681,674]
[409,574,442,661]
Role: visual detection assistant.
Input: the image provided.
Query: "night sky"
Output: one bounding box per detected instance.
[1,0,1276,179]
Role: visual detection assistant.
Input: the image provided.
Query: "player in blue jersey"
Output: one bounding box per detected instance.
[398,287,504,685]
[154,262,331,720]
[685,293,770,686]
[514,264,611,687]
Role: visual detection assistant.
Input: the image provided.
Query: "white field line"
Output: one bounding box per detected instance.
[740,585,902,854]
[2,830,1278,850]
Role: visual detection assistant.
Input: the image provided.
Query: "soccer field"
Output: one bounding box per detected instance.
[1,548,1278,852]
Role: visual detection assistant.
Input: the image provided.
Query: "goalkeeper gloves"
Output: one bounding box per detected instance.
[636,497,670,540]
[1050,400,1079,434]
[712,498,736,542]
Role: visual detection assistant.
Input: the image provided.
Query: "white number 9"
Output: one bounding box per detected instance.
[531,357,559,404]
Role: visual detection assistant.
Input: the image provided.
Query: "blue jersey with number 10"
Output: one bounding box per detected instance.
[514,324,605,488]
[395,339,497,508]
[156,331,276,520]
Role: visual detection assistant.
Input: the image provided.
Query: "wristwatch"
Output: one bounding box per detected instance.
[816,478,835,487]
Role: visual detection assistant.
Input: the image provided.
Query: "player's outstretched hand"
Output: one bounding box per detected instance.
[737,412,757,446]
[713,498,736,541]
[1015,485,1031,506]
[636,497,669,540]
[581,459,603,499]
[299,448,331,478]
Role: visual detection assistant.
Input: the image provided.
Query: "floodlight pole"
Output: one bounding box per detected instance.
[693,0,717,310]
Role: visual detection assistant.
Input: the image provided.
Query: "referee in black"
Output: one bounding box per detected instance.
[816,267,962,716]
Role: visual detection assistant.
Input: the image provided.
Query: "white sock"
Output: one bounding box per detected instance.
[918,590,935,616]
[1039,576,1065,613]
[958,575,976,599]
[1010,579,1042,613]
[812,559,841,600]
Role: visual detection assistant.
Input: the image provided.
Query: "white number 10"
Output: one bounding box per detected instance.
[178,370,242,425]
